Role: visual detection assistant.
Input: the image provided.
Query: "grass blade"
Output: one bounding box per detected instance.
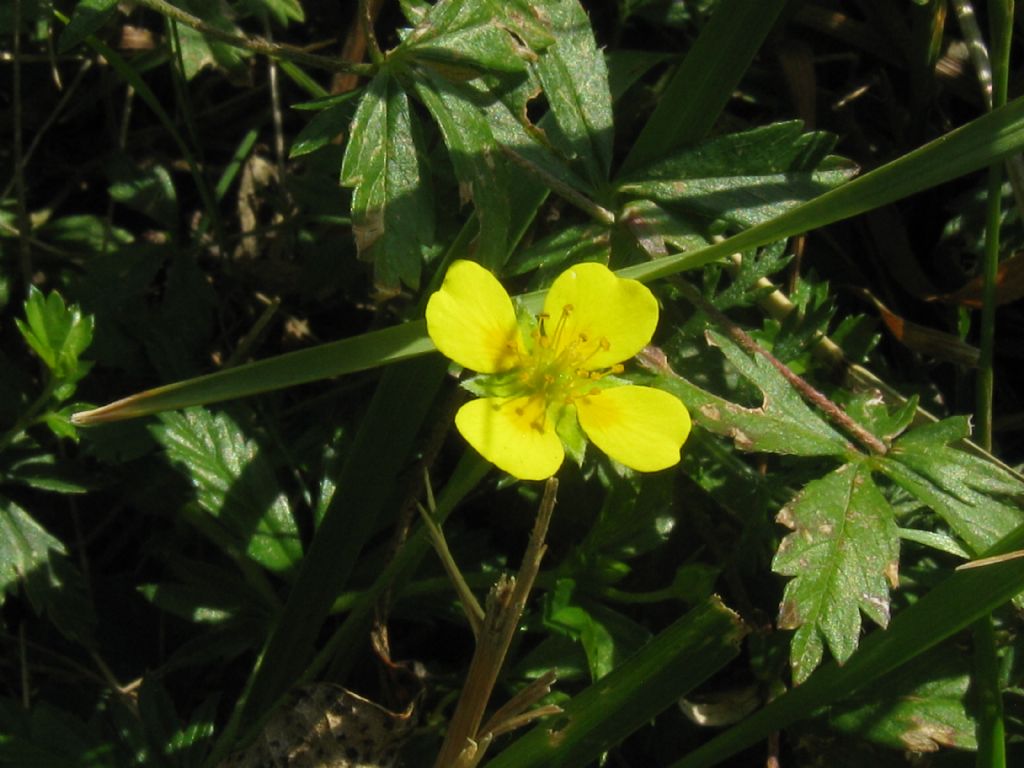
[482,597,746,768]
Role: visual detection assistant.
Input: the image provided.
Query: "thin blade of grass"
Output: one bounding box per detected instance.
[206,355,449,766]
[73,94,1024,426]
[619,0,790,175]
[480,597,746,768]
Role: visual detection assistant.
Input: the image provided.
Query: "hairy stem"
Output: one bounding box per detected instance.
[674,279,889,456]
[132,0,375,76]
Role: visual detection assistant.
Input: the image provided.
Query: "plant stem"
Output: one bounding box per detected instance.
[973,614,1006,768]
[360,0,385,65]
[673,279,888,456]
[433,479,558,768]
[12,0,32,288]
[131,0,375,76]
[973,6,1012,768]
[976,0,1012,451]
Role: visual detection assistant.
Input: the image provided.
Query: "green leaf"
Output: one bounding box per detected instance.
[214,357,449,761]
[773,462,900,684]
[619,122,858,229]
[340,69,435,289]
[530,0,614,187]
[399,0,553,79]
[36,213,133,254]
[289,98,358,158]
[240,0,305,26]
[172,12,249,80]
[151,408,302,574]
[544,578,651,681]
[0,496,66,603]
[482,597,747,768]
[647,333,852,457]
[15,288,94,384]
[413,72,510,270]
[881,417,1024,554]
[58,0,118,53]
[828,644,976,751]
[0,496,96,644]
[4,454,95,494]
[669,524,1024,768]
[107,161,178,230]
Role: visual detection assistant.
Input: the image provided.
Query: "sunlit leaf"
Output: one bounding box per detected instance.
[152,408,302,574]
[15,287,94,386]
[773,462,899,683]
[882,417,1024,554]
[643,334,852,457]
[619,121,858,229]
[340,69,435,289]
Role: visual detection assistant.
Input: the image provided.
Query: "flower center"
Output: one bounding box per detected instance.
[511,304,622,429]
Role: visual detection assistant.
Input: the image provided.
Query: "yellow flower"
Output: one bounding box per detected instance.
[426,260,691,480]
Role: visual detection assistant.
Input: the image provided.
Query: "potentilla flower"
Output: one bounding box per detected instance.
[425,260,691,480]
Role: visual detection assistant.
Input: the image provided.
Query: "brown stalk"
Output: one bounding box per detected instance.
[432,478,559,768]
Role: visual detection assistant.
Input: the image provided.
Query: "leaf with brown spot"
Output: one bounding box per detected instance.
[772,462,900,684]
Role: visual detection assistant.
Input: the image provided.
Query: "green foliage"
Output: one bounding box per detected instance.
[151,408,302,574]
[9,0,1024,766]
[16,288,93,387]
[773,463,899,684]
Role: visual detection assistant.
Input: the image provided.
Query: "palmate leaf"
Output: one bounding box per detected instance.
[398,0,551,78]
[772,462,899,684]
[618,121,858,228]
[16,287,94,384]
[530,0,614,188]
[339,69,434,290]
[412,72,510,270]
[151,408,302,574]
[646,332,852,457]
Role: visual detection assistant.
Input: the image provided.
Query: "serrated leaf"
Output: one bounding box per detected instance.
[530,0,614,187]
[15,287,94,382]
[0,496,96,644]
[881,417,1024,554]
[152,408,302,573]
[0,496,67,603]
[644,334,852,457]
[710,241,790,310]
[773,463,899,684]
[340,70,434,289]
[172,9,250,80]
[59,0,118,53]
[413,72,509,270]
[400,0,552,78]
[618,121,859,228]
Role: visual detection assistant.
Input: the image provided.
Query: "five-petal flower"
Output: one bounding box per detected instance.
[426,260,691,480]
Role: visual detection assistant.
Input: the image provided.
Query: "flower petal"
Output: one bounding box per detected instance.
[576,385,690,472]
[455,396,564,480]
[426,260,524,373]
[543,262,658,369]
